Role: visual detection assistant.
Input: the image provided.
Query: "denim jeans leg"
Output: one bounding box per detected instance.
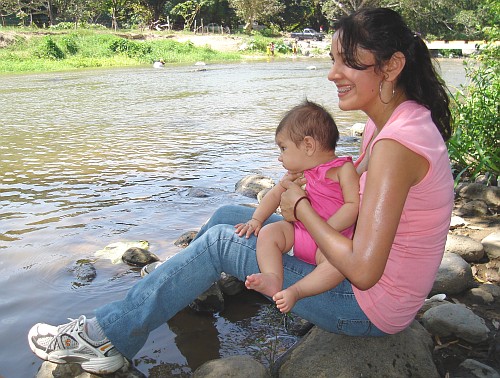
[95,221,264,358]
[95,205,385,359]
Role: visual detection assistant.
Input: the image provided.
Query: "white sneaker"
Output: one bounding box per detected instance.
[28,315,125,374]
[140,261,164,277]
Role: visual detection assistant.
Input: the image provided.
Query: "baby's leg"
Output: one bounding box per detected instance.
[274,249,345,313]
[245,221,294,298]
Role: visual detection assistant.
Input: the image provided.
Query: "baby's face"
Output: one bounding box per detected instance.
[275,132,308,174]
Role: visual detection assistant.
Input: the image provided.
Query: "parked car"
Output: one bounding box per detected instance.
[290,28,325,41]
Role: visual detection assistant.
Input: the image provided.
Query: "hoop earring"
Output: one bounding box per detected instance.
[379,80,395,104]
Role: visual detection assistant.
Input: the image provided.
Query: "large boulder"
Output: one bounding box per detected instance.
[276,321,439,377]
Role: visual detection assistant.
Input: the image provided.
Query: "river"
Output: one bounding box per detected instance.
[0,57,465,377]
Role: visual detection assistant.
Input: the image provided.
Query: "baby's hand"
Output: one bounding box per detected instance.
[234,218,263,239]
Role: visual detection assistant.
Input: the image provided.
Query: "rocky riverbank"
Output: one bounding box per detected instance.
[35,175,499,377]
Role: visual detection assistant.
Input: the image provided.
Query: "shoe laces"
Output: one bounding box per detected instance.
[45,316,85,351]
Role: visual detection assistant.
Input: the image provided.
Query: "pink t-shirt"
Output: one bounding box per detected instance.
[294,157,355,264]
[353,101,454,334]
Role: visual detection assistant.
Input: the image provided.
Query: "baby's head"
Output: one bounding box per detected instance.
[276,100,339,152]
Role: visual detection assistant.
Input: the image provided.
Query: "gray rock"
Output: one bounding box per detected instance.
[68,259,97,287]
[174,230,198,248]
[457,183,500,208]
[482,232,500,260]
[464,283,500,305]
[445,234,485,262]
[456,359,500,378]
[193,355,270,377]
[121,247,160,267]
[219,272,245,296]
[36,359,144,377]
[456,200,490,216]
[421,303,490,343]
[431,252,474,295]
[276,321,439,378]
[235,175,275,199]
[189,282,225,313]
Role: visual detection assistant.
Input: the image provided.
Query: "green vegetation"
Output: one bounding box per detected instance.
[0,30,242,73]
[448,27,500,184]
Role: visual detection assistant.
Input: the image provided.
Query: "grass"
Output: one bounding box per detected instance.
[0,27,243,73]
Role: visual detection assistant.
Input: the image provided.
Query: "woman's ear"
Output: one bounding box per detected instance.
[385,51,406,81]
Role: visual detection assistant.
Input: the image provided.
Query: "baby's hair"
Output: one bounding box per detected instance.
[276,100,339,151]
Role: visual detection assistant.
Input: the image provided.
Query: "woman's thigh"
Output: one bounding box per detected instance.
[280,254,386,337]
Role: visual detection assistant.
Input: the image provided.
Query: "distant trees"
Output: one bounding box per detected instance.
[227,0,284,33]
[1,0,495,40]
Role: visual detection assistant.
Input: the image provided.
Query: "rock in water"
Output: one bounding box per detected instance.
[95,240,150,264]
[122,247,160,267]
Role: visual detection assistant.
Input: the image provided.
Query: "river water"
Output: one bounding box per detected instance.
[0,57,465,377]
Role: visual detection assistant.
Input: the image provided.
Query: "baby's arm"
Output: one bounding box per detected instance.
[325,162,360,233]
[235,175,287,238]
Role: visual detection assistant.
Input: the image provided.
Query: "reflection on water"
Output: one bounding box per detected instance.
[0,58,465,377]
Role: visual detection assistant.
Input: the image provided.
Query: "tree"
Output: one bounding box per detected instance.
[105,0,136,30]
[171,0,211,30]
[228,0,284,33]
[139,0,168,25]
[322,0,381,21]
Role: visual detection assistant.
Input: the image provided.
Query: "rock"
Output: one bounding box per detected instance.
[464,284,500,305]
[445,234,485,262]
[276,321,439,377]
[193,355,270,377]
[431,253,474,295]
[187,188,213,198]
[450,215,468,229]
[95,240,150,264]
[189,282,225,313]
[219,272,245,296]
[422,303,490,343]
[121,247,160,267]
[350,122,365,136]
[68,259,97,287]
[257,187,272,203]
[457,183,500,208]
[482,232,500,260]
[174,230,199,248]
[456,359,500,378]
[456,199,490,216]
[235,175,275,199]
[36,359,144,377]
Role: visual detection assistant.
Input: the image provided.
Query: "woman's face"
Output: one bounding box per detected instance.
[327,32,384,116]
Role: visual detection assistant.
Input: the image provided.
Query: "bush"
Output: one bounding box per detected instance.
[35,36,65,59]
[448,30,500,184]
[60,34,79,55]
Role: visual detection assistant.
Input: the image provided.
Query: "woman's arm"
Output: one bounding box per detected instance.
[281,139,428,290]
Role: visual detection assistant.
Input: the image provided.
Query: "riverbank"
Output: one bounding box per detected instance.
[0,28,329,74]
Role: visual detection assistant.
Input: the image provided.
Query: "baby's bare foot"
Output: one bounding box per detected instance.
[273,286,300,313]
[245,273,282,297]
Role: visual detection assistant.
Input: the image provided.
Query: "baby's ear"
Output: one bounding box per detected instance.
[303,136,316,155]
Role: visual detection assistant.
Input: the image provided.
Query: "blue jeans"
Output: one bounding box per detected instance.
[96,205,386,358]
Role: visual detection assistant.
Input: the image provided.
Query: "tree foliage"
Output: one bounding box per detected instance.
[0,0,496,40]
[227,0,284,33]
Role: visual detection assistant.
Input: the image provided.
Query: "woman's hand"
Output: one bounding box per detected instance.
[234,217,263,239]
[279,174,307,222]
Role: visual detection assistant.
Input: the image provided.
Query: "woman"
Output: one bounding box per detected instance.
[28,8,454,375]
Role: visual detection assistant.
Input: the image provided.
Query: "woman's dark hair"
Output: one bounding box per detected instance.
[276,100,339,150]
[333,8,452,141]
